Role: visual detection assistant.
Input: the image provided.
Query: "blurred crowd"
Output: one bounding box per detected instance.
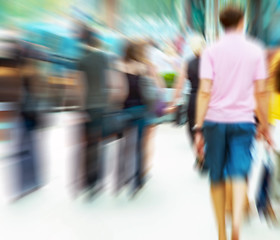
[0,9,279,227]
[0,18,193,202]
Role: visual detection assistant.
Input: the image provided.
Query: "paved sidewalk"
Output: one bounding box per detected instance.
[0,123,279,240]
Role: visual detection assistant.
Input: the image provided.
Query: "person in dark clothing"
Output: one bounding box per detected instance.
[172,35,206,170]
[77,30,109,193]
[186,56,200,142]
[17,45,43,196]
[120,41,149,193]
[123,73,144,109]
[0,40,42,197]
[172,34,206,142]
[117,41,157,194]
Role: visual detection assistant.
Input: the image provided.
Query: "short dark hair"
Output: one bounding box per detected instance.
[219,6,244,30]
[80,24,99,48]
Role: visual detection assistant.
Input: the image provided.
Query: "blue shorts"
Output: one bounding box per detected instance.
[203,121,256,183]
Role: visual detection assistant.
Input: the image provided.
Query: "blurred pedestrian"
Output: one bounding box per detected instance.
[117,40,165,193]
[172,34,206,170]
[77,29,109,194]
[195,6,271,240]
[268,51,280,201]
[172,34,206,143]
[117,40,150,192]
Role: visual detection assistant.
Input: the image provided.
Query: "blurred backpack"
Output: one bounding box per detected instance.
[139,76,166,117]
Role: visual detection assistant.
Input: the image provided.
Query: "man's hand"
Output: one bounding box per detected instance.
[256,124,273,146]
[195,132,205,162]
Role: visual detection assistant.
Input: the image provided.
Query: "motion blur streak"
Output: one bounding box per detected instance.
[0,1,280,240]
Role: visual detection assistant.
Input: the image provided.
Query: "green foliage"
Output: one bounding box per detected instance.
[161,72,177,88]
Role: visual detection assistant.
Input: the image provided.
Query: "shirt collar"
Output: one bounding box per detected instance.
[221,30,245,40]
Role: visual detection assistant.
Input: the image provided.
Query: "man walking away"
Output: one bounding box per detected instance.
[194,6,271,240]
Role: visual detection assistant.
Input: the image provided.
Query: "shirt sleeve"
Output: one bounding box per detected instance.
[199,48,214,80]
[254,48,268,81]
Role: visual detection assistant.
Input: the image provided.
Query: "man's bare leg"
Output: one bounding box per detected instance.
[211,182,227,240]
[231,180,247,240]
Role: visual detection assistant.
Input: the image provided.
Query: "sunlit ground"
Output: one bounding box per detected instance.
[0,123,279,240]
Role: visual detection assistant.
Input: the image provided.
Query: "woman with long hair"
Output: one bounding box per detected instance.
[118,40,166,193]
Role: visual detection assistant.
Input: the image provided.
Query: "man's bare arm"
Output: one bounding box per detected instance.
[254,79,273,145]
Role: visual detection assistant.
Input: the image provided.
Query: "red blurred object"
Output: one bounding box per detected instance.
[174,35,185,55]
